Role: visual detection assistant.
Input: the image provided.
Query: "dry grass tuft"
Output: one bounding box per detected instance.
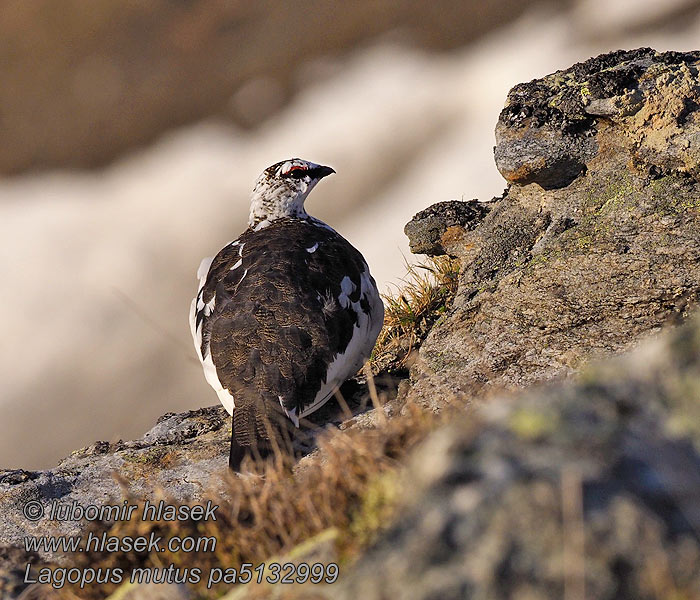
[64,403,441,599]
[371,255,460,371]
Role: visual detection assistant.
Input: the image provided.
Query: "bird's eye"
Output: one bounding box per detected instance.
[285,168,308,179]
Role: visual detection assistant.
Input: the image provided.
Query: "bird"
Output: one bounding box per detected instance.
[190,158,384,470]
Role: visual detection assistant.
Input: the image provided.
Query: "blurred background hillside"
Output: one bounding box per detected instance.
[2,0,700,469]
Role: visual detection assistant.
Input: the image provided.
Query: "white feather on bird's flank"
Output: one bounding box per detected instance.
[279,396,299,427]
[203,353,235,414]
[237,268,248,287]
[189,295,235,415]
[190,256,214,354]
[190,251,236,414]
[196,256,214,281]
[338,275,356,309]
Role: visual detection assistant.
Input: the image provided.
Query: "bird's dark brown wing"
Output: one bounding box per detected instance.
[197,218,371,421]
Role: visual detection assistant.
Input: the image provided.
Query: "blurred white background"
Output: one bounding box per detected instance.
[2,0,700,468]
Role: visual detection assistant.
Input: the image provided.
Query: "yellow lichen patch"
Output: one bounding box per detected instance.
[508,407,559,441]
[439,224,466,251]
[343,470,401,556]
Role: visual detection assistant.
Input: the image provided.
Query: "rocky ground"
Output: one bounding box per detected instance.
[2,48,700,599]
[338,317,700,600]
[342,46,700,600]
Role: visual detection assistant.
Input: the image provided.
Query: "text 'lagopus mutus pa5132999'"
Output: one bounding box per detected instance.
[190,159,384,470]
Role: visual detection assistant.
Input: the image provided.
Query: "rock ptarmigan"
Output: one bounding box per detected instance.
[190,159,384,470]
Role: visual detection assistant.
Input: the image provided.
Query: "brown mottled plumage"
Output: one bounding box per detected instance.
[190,159,384,470]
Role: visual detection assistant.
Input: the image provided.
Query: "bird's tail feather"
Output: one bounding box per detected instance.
[229,392,296,471]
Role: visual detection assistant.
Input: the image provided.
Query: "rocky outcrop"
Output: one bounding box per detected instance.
[405,48,700,410]
[494,48,700,188]
[404,200,491,256]
[337,312,700,600]
[0,407,230,555]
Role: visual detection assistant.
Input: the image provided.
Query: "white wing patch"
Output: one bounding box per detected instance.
[190,256,213,353]
[337,276,356,309]
[237,268,249,287]
[202,352,235,415]
[279,396,299,427]
[190,252,236,415]
[196,256,214,280]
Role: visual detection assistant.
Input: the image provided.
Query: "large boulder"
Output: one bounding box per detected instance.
[405,48,700,409]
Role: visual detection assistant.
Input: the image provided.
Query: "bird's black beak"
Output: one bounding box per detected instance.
[311,165,335,180]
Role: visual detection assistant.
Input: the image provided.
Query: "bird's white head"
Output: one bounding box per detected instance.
[248,158,335,229]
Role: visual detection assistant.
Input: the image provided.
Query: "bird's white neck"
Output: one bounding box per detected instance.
[248,178,318,229]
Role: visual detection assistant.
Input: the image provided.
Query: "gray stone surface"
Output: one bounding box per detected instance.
[493,48,700,188]
[336,315,700,600]
[0,407,230,559]
[404,199,491,256]
[407,48,700,410]
[0,378,386,596]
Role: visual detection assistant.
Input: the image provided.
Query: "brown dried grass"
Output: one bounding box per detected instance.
[62,402,439,599]
[371,255,460,371]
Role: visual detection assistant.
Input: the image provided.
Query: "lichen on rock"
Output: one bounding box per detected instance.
[494,48,700,188]
[406,47,700,411]
[403,199,491,256]
[336,314,700,600]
